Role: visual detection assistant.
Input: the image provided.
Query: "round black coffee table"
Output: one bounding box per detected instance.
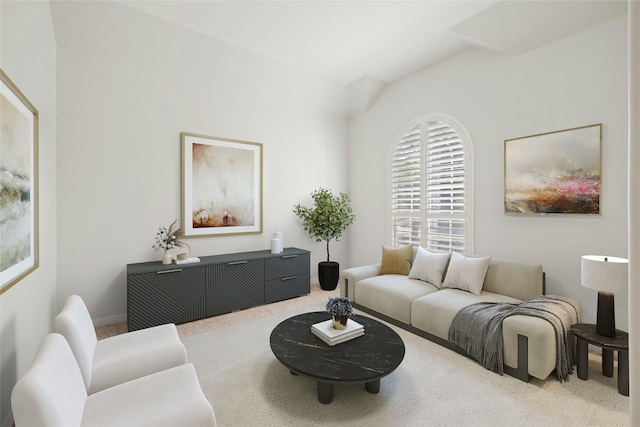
[269,312,405,404]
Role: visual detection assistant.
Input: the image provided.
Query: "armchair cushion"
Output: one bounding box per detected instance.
[12,334,217,427]
[84,364,216,427]
[91,323,188,394]
[54,295,187,394]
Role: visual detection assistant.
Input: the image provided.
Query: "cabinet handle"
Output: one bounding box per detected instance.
[281,255,297,259]
[156,269,183,274]
[281,276,296,281]
[228,261,248,265]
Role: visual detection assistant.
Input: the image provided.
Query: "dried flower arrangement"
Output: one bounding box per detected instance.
[152,220,190,253]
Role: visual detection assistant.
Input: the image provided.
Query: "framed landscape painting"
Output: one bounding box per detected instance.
[182,133,263,237]
[504,124,602,215]
[1,69,39,294]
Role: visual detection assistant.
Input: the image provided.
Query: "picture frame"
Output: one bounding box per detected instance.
[182,132,263,237]
[504,123,602,215]
[1,69,39,294]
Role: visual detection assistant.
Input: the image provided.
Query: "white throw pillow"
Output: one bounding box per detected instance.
[408,247,451,288]
[442,251,491,295]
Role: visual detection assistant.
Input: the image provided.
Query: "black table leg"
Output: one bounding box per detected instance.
[317,381,333,404]
[365,379,380,394]
[576,336,588,380]
[602,349,614,377]
[618,350,629,396]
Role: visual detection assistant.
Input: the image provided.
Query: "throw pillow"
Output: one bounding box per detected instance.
[379,244,413,275]
[442,251,491,295]
[408,247,451,287]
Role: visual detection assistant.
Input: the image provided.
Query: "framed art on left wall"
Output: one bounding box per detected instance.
[181,132,263,237]
[0,69,39,294]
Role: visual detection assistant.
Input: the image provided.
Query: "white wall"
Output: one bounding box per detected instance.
[50,1,349,324]
[0,2,57,426]
[348,16,629,330]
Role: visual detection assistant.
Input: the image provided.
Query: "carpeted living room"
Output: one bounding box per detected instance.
[2,1,639,427]
[95,283,630,426]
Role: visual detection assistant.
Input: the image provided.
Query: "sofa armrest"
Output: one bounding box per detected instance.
[340,264,381,298]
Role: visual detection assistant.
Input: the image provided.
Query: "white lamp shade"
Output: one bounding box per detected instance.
[581,255,628,293]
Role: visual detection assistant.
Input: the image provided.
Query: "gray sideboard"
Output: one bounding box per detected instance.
[127,247,310,331]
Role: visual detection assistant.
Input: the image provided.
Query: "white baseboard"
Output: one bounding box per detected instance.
[93,313,126,327]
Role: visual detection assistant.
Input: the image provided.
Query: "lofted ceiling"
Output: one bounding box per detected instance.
[116,0,628,86]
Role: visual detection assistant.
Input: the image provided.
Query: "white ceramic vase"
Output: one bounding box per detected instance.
[162,249,173,265]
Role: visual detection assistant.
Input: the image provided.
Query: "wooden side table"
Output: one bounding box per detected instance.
[570,323,629,396]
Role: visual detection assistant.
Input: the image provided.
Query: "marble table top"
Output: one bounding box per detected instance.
[570,323,628,351]
[270,312,405,383]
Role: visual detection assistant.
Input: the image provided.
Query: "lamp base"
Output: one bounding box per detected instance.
[596,291,616,337]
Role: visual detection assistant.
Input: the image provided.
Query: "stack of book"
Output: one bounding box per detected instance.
[311,318,364,346]
[174,257,200,265]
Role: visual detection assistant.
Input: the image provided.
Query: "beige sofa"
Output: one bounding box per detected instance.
[340,246,581,381]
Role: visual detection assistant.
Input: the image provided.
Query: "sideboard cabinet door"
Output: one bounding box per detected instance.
[206,259,264,316]
[127,267,206,331]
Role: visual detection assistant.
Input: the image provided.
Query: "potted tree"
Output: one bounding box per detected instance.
[293,188,356,290]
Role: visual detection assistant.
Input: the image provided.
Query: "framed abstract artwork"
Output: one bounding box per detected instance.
[181,132,263,237]
[504,124,602,215]
[1,69,39,294]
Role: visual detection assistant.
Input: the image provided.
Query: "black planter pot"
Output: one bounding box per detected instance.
[318,261,340,291]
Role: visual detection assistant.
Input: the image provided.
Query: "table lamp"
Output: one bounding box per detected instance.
[580,255,628,337]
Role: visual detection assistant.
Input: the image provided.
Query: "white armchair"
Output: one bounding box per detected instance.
[54,294,187,394]
[11,333,216,426]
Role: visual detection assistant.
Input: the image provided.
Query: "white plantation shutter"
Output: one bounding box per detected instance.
[425,121,465,251]
[391,125,422,246]
[390,118,469,252]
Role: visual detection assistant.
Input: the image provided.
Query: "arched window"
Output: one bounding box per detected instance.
[389,114,473,252]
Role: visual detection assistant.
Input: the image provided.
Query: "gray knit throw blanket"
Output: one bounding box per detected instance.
[448,295,581,382]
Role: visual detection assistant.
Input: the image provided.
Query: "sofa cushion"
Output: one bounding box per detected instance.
[354,274,438,324]
[410,288,521,340]
[412,290,562,380]
[483,258,544,300]
[379,244,413,275]
[502,315,556,380]
[408,247,451,288]
[442,252,491,295]
[340,263,381,298]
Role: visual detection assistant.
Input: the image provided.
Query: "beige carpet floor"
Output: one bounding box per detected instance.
[183,304,629,427]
